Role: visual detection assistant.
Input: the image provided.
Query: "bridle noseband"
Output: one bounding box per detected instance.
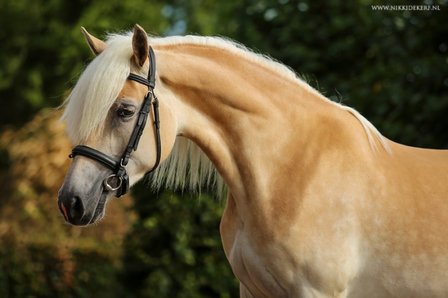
[69,46,161,198]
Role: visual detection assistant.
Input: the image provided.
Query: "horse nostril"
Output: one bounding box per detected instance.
[69,196,85,221]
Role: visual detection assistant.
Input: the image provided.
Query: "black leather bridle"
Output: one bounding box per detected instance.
[69,46,161,197]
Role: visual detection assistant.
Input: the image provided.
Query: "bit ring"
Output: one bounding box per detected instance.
[103,174,123,191]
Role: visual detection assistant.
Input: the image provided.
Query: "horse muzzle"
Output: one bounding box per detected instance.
[57,171,109,226]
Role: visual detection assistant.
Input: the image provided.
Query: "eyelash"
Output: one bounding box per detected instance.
[116,106,135,119]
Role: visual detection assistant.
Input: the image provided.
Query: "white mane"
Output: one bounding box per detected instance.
[62,32,389,195]
[149,137,226,196]
[61,34,136,142]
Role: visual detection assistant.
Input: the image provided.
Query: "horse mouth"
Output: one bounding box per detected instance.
[88,190,108,224]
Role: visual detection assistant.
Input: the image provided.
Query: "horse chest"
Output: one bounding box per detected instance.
[220,194,360,297]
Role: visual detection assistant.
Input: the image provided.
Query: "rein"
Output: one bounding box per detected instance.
[69,46,161,197]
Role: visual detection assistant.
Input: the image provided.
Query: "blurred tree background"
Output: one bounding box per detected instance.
[0,0,447,297]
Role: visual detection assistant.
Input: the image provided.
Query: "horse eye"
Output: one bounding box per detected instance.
[117,106,136,119]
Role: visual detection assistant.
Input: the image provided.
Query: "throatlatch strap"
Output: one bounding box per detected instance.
[147,97,161,173]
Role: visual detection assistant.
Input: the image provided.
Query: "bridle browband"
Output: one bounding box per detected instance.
[69,46,161,198]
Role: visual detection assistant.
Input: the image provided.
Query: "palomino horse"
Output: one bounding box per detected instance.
[58,25,448,297]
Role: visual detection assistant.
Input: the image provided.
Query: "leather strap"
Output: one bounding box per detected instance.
[70,145,119,171]
[127,47,156,88]
[127,73,150,87]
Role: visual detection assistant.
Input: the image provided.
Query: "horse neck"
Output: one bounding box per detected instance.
[155,42,357,201]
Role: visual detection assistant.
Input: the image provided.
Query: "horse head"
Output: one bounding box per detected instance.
[58,25,177,226]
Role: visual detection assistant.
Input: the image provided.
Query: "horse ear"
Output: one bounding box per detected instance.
[81,27,106,56]
[132,24,149,67]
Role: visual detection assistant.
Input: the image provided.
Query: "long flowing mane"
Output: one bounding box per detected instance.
[62,32,389,195]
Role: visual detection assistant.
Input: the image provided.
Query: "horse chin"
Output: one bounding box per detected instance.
[87,190,110,225]
[68,190,109,227]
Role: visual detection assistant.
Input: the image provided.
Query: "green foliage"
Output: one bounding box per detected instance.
[0,0,168,128]
[0,236,123,298]
[122,185,238,297]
